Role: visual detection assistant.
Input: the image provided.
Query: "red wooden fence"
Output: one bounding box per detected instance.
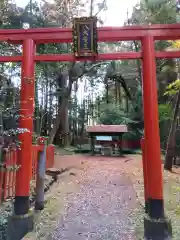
[0,144,55,203]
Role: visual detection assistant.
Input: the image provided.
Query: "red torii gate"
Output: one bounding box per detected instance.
[1,24,180,219]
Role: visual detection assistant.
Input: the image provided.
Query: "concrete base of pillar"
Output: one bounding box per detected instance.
[35,201,45,211]
[7,210,34,240]
[144,216,172,240]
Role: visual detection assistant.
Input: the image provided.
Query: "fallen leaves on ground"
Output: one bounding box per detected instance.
[25,153,180,240]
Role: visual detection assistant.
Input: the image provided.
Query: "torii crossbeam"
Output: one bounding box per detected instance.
[1,23,179,222]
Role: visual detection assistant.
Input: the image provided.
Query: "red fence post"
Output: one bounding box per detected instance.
[46,145,55,169]
[142,36,164,219]
[14,39,35,215]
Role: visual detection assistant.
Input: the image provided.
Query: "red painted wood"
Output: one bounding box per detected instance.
[1,22,175,209]
[2,51,180,63]
[142,36,163,200]
[0,24,180,44]
[15,39,35,196]
[35,52,141,61]
[141,138,149,203]
[156,51,180,59]
[0,145,55,202]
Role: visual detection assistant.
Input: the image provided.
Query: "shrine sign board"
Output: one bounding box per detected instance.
[73,17,98,58]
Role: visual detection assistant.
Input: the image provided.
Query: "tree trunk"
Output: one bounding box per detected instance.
[54,122,63,146]
[70,119,76,146]
[126,97,129,113]
[106,82,109,104]
[164,90,180,170]
[80,104,86,137]
[61,104,69,146]
[49,61,101,144]
[53,72,66,145]
[48,75,53,135]
[115,80,118,105]
[133,41,142,82]
[42,69,49,136]
[49,79,72,144]
[34,77,40,135]
[61,77,70,146]
[118,82,121,105]
[90,0,94,16]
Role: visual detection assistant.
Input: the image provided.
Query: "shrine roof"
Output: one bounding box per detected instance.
[86,125,128,133]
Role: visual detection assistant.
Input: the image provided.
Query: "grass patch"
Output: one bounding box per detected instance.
[55,147,76,155]
[55,144,142,156]
[74,149,91,154]
[161,171,180,239]
[122,148,140,154]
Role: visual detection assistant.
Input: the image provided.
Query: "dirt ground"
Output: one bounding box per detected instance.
[25,152,180,240]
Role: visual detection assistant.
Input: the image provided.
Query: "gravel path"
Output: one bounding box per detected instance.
[50,160,137,240]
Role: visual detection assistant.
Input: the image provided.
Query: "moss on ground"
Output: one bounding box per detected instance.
[120,154,180,240]
[163,172,180,239]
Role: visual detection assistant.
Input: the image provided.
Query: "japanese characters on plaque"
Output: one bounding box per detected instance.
[73,17,98,58]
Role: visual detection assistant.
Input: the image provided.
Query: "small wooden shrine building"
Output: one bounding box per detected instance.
[86,125,128,155]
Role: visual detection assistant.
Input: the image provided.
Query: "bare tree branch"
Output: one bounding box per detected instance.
[95,0,106,16]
